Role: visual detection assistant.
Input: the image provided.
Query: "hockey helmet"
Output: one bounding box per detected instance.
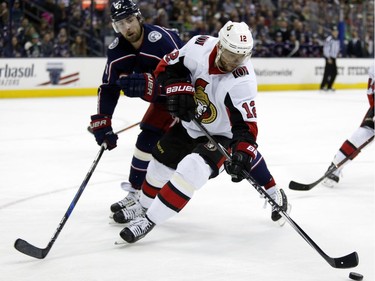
[216,21,253,72]
[218,21,253,56]
[110,0,141,23]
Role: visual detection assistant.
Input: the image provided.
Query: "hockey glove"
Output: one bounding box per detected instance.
[117,73,159,102]
[224,141,257,182]
[165,82,196,121]
[90,114,118,150]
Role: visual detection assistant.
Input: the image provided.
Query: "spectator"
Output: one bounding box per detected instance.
[221,0,236,15]
[53,27,70,57]
[70,1,86,27]
[70,33,87,57]
[253,32,272,57]
[254,16,269,38]
[38,18,53,37]
[16,17,33,45]
[274,17,290,42]
[285,30,300,57]
[310,33,323,58]
[190,6,202,24]
[270,31,286,57]
[154,5,169,27]
[0,1,9,29]
[3,35,25,57]
[40,31,54,57]
[11,0,24,29]
[298,34,311,57]
[346,30,364,58]
[24,33,42,57]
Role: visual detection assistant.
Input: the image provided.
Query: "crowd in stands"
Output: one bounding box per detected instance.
[0,0,373,58]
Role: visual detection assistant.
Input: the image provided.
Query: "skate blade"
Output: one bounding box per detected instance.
[114,239,129,245]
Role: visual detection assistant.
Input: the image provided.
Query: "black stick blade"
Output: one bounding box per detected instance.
[14,238,49,259]
[330,251,359,269]
[289,180,318,191]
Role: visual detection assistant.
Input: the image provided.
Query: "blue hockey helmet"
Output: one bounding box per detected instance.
[110,0,141,22]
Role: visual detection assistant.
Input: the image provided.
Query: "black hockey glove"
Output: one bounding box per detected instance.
[90,114,118,150]
[117,73,159,102]
[165,82,196,121]
[224,141,257,182]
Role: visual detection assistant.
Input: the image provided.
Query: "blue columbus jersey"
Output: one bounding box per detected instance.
[97,24,184,115]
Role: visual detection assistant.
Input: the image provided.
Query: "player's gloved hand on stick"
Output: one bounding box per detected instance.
[90,114,118,150]
[165,81,196,121]
[224,141,257,182]
[116,73,159,102]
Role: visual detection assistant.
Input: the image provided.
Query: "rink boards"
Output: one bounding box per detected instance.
[0,58,371,98]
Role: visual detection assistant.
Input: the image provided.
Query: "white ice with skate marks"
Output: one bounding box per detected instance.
[0,91,373,281]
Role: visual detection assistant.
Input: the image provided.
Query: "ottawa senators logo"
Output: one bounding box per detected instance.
[195,35,209,46]
[232,66,249,78]
[194,78,217,124]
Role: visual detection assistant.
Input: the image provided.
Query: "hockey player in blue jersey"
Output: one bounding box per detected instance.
[89,0,184,221]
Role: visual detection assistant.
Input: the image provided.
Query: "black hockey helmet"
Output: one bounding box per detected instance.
[110,0,141,22]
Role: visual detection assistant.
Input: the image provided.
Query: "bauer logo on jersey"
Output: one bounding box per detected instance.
[148,31,162,43]
[109,37,119,49]
[195,78,217,124]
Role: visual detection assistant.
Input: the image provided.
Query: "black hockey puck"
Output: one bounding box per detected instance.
[349,272,363,281]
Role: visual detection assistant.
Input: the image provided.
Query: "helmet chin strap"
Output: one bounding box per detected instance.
[215,44,249,73]
[215,44,227,73]
[112,22,120,33]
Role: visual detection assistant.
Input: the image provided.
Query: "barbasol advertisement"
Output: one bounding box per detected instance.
[0,58,104,89]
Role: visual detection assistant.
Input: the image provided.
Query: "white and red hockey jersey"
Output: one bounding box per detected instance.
[155,35,259,144]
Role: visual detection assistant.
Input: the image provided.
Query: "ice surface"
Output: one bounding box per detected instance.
[0,90,373,281]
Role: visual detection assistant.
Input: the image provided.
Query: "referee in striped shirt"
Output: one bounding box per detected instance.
[320,26,340,91]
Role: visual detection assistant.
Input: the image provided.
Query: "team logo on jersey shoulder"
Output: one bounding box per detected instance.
[232,66,249,78]
[109,37,119,49]
[148,31,162,42]
[195,36,209,46]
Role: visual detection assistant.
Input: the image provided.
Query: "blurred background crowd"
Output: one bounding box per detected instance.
[0,0,373,58]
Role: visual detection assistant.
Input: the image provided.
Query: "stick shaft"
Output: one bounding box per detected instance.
[14,144,106,259]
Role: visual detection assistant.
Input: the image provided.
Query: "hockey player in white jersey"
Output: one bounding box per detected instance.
[322,64,374,187]
[116,21,290,243]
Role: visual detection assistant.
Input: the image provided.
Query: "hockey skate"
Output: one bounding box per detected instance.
[322,163,341,188]
[112,201,146,224]
[110,182,141,213]
[265,186,290,226]
[119,215,155,243]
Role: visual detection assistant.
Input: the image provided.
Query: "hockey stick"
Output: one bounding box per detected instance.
[14,142,108,259]
[87,121,141,135]
[192,118,359,269]
[289,135,374,191]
